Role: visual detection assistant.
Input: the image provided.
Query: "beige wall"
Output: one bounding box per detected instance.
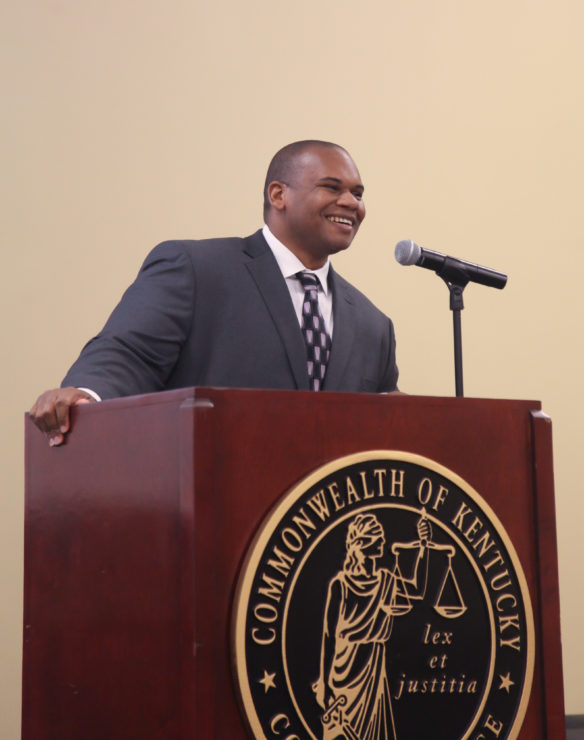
[2,1,583,734]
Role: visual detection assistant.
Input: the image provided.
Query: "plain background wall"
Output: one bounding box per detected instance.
[2,1,583,735]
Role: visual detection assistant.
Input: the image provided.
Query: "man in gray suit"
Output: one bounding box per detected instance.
[31,140,398,445]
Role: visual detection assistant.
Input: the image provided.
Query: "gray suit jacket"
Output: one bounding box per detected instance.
[62,230,398,399]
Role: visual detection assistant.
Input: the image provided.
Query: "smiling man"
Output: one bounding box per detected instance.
[263,141,366,268]
[30,140,399,445]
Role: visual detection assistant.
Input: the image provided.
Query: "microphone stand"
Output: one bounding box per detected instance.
[437,258,470,398]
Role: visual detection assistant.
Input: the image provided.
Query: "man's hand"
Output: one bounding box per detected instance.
[29,387,95,447]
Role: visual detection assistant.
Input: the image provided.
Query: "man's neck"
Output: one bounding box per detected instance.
[263,223,327,270]
[262,225,331,279]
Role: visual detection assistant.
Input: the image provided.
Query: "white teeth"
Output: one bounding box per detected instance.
[328,216,352,226]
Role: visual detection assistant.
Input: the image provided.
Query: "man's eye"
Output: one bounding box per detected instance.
[352,191,363,200]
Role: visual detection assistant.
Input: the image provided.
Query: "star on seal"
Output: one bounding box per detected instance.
[258,670,276,693]
[498,672,515,693]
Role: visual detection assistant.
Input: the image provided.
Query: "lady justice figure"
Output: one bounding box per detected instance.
[313,511,432,740]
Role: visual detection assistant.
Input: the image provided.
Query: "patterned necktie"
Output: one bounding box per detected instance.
[297,271,332,391]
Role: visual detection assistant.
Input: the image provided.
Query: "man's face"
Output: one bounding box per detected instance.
[270,146,366,267]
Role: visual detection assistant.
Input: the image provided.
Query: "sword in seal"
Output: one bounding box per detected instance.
[321,695,362,740]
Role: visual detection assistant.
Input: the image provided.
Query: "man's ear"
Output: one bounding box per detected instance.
[267,181,287,212]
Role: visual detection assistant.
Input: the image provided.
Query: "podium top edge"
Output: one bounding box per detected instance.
[24,386,543,416]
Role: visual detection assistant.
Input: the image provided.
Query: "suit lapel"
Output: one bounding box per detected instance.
[243,231,310,390]
[324,268,356,390]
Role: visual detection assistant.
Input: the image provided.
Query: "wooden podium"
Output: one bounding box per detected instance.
[22,388,565,739]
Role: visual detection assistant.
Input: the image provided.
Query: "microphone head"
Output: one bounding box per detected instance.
[394,239,421,266]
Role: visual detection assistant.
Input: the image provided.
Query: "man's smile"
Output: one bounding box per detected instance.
[326,215,355,228]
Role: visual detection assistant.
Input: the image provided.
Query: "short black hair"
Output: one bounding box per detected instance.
[263,140,347,217]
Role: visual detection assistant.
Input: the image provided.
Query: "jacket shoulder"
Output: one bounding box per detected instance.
[148,230,265,258]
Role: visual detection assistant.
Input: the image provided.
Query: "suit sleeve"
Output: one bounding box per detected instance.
[61,242,195,400]
[380,317,399,392]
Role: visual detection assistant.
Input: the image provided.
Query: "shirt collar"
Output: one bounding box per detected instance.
[262,224,331,295]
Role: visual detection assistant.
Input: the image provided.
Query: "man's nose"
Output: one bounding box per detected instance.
[336,190,361,208]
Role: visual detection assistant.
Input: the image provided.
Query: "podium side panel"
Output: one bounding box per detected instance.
[22,392,195,740]
[531,411,565,739]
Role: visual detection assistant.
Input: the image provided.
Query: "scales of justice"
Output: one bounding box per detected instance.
[388,509,467,619]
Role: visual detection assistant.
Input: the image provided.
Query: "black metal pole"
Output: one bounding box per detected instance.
[442,278,466,398]
[452,303,464,397]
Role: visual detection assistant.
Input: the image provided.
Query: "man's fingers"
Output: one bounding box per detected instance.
[54,400,70,433]
[29,390,61,433]
[53,391,82,433]
[48,432,65,447]
[29,387,94,444]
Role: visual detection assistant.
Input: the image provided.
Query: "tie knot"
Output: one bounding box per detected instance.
[297,271,319,291]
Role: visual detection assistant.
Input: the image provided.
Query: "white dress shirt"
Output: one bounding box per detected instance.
[262,224,334,336]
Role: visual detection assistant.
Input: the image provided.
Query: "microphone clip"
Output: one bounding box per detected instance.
[437,257,470,312]
[437,257,470,290]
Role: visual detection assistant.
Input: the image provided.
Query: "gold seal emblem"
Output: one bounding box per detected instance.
[233,452,534,739]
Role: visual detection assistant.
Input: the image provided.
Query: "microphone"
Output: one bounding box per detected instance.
[394,240,507,290]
